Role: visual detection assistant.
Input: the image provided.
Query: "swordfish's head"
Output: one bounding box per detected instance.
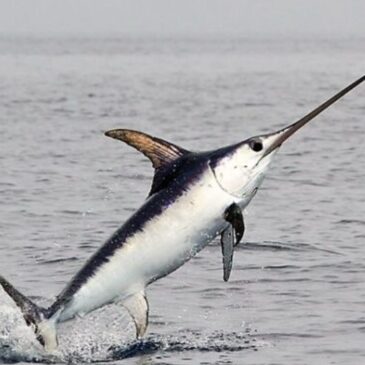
[209,126,294,199]
[105,76,364,199]
[208,75,365,200]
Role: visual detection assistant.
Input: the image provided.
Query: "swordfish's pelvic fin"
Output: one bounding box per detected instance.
[122,290,149,339]
[221,203,245,282]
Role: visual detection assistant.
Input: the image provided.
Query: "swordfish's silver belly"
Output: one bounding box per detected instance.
[58,168,236,321]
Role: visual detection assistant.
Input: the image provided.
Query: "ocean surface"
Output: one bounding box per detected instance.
[0,35,364,365]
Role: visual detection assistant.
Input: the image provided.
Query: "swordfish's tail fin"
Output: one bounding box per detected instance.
[0,275,58,351]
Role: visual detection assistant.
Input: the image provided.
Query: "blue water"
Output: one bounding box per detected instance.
[0,35,364,364]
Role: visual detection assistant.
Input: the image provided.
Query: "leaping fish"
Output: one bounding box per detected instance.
[0,76,364,351]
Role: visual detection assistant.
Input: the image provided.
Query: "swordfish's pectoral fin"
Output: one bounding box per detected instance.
[221,226,234,282]
[104,129,189,169]
[122,291,149,339]
[224,203,245,246]
[220,203,245,282]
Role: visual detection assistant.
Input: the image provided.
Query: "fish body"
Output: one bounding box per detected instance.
[55,162,235,321]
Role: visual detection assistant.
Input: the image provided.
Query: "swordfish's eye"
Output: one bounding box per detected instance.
[249,139,263,152]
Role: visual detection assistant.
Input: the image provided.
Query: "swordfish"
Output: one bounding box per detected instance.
[0,76,364,351]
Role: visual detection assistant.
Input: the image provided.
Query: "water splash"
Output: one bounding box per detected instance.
[0,302,265,363]
[0,305,48,363]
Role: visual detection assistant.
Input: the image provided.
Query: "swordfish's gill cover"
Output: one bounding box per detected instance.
[0,76,364,351]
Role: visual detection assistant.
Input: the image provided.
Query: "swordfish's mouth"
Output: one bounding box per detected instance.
[261,75,365,159]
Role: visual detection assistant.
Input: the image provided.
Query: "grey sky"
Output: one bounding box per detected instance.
[0,0,364,38]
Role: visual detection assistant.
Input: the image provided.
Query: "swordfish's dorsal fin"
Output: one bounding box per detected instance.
[105,129,189,169]
[105,129,192,195]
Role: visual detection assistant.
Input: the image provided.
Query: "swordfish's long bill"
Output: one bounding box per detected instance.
[262,75,365,158]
